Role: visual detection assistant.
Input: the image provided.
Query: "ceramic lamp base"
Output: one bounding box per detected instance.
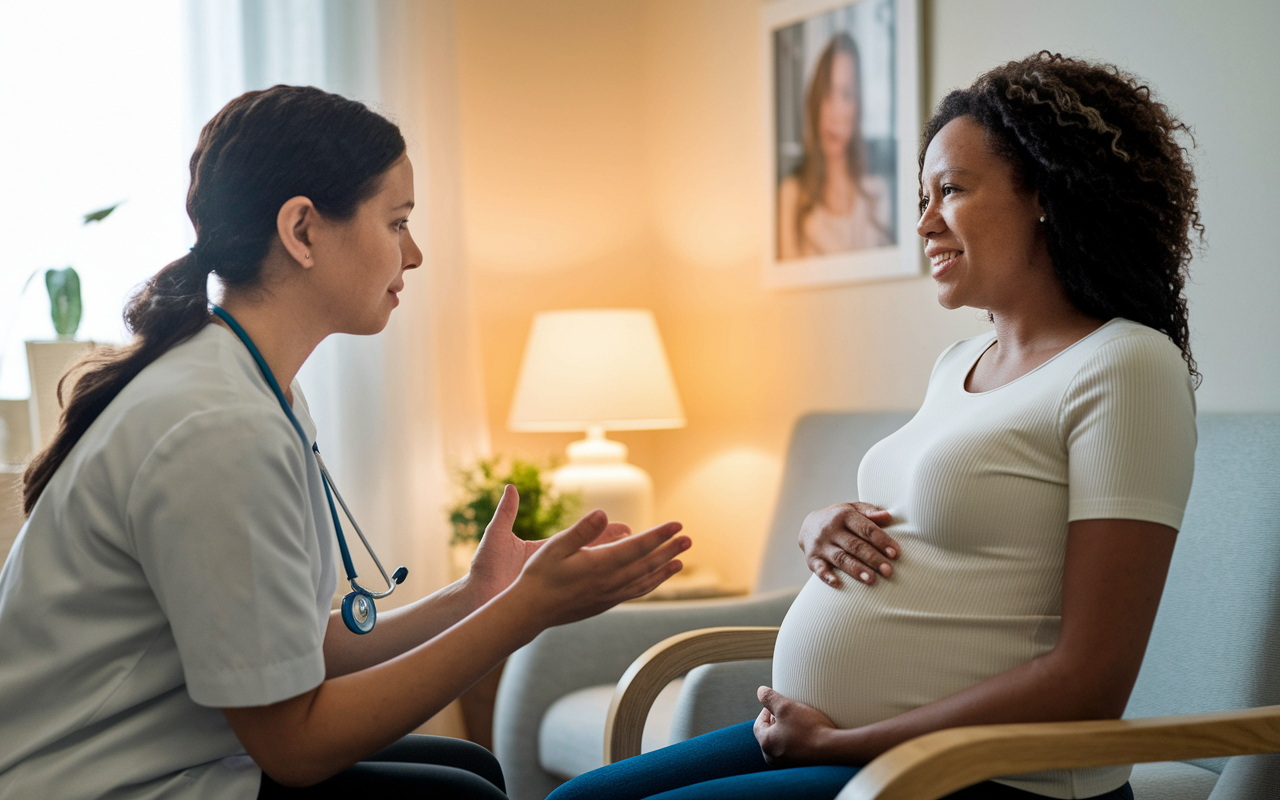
[552,426,653,531]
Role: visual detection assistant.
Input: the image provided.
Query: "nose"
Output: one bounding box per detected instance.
[402,228,423,271]
[916,196,944,241]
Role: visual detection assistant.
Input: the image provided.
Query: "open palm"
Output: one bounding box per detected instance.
[466,485,630,603]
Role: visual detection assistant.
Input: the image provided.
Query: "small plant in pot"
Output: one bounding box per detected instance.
[447,456,581,578]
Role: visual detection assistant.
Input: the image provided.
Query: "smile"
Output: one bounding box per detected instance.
[929,249,961,278]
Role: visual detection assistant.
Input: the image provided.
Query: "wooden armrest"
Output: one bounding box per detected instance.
[837,704,1280,800]
[603,626,780,765]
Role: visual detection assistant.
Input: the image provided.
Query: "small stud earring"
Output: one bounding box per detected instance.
[1038,215,1046,223]
[305,253,311,259]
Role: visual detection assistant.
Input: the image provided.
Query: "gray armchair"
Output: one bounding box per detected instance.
[603,414,1280,799]
[492,412,913,800]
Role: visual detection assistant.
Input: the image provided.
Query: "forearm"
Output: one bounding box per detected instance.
[323,574,490,676]
[819,651,1114,765]
[230,582,542,786]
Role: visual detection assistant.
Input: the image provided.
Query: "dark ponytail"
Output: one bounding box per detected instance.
[23,85,405,514]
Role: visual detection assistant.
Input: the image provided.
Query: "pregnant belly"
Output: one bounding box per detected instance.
[772,574,1060,729]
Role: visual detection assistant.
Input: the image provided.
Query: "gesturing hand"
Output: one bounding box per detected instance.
[753,686,839,766]
[799,502,899,587]
[467,485,633,604]
[513,509,689,627]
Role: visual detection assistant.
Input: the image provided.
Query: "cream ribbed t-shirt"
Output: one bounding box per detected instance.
[772,319,1197,799]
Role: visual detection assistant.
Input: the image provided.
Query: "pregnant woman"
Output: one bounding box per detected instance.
[549,51,1200,800]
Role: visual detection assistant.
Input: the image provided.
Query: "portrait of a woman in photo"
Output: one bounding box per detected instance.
[777,32,894,260]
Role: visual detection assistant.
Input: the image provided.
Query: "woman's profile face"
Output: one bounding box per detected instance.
[818,50,859,159]
[308,154,422,335]
[917,116,1046,312]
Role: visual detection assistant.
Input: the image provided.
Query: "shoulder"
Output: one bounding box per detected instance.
[1071,319,1191,385]
[1059,319,1196,434]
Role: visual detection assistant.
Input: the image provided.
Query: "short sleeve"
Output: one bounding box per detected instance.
[125,405,327,708]
[1061,331,1197,529]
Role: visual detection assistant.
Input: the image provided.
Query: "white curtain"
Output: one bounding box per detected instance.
[185,0,490,625]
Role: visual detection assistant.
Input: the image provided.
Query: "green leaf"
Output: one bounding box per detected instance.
[83,202,122,224]
[446,456,582,545]
[45,267,82,337]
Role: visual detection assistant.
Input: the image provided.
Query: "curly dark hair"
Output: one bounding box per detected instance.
[920,51,1202,385]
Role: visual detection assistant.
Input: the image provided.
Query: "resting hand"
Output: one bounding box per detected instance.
[511,509,689,627]
[754,686,839,766]
[466,485,633,604]
[799,502,899,587]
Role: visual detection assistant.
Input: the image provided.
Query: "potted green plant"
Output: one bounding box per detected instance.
[447,456,581,579]
[24,203,120,449]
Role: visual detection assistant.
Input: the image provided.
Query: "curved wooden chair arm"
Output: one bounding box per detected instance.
[603,626,780,765]
[837,704,1280,800]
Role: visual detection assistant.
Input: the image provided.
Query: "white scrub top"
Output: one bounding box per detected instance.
[0,323,338,800]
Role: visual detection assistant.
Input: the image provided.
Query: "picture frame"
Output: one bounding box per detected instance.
[762,0,922,290]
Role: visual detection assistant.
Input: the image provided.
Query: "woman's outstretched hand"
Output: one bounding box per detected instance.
[510,506,690,628]
[799,502,899,587]
[754,686,839,766]
[466,485,633,604]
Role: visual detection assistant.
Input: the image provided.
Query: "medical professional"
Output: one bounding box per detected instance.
[0,85,690,799]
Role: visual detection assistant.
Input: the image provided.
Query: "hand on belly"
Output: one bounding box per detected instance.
[799,502,901,587]
[753,685,841,766]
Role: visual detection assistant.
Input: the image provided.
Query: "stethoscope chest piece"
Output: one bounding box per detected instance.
[342,591,377,635]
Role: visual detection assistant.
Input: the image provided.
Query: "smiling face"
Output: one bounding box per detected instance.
[309,154,421,335]
[917,116,1049,312]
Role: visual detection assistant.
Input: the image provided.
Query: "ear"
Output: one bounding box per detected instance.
[276,196,318,268]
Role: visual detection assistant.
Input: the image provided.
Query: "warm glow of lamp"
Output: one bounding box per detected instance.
[508,309,685,530]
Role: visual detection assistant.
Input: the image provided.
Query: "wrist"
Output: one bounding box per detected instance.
[817,725,873,766]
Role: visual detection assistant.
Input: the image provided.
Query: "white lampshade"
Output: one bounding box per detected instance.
[508,309,685,432]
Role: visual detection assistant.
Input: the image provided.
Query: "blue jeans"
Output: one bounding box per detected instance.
[546,721,1135,800]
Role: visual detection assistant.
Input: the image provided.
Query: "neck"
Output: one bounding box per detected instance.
[215,290,326,404]
[987,279,1104,359]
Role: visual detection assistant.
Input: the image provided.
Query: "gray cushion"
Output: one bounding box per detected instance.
[538,680,685,780]
[1130,761,1218,800]
[1125,414,1280,787]
[670,660,773,743]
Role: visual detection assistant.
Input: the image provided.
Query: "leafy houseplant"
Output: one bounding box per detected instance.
[41,203,119,341]
[45,268,81,340]
[448,457,581,546]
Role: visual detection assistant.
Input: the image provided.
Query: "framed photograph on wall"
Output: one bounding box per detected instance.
[762,0,922,289]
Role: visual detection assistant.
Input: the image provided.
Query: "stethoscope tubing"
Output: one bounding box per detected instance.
[209,304,405,623]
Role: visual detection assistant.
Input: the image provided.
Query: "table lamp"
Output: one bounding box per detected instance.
[508,309,685,530]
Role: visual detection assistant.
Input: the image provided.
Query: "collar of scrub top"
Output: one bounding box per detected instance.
[210,304,407,634]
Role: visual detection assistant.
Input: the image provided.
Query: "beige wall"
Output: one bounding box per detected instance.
[455,0,1280,584]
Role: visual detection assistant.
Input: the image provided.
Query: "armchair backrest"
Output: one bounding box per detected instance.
[1123,413,1280,794]
[754,411,915,593]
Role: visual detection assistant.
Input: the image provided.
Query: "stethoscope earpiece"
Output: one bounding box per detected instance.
[210,304,406,637]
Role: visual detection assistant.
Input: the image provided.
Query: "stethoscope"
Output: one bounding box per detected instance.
[210,304,406,635]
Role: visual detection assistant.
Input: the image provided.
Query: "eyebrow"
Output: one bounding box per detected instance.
[393,200,415,211]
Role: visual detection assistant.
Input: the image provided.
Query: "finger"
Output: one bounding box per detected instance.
[842,512,901,563]
[587,522,631,547]
[826,542,881,585]
[832,530,894,578]
[615,533,691,585]
[545,509,609,553]
[598,520,684,562]
[483,485,520,538]
[757,685,783,714]
[806,556,843,588]
[852,502,892,521]
[621,558,684,600]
